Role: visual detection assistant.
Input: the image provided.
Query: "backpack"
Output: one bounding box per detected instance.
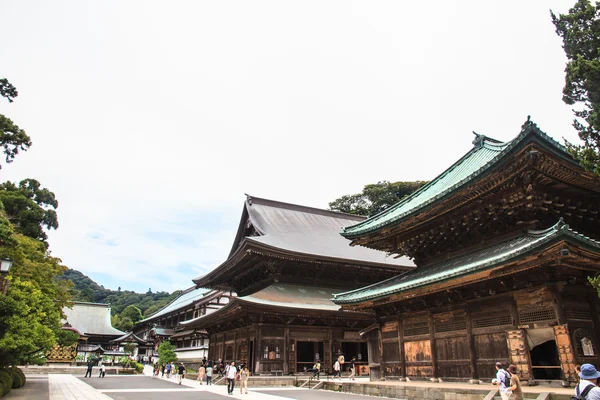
[501,370,510,388]
[572,384,594,400]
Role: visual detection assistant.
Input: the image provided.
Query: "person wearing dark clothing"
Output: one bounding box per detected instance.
[84,360,93,378]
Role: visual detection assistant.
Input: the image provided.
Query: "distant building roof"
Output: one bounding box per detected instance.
[139,286,214,323]
[341,119,587,239]
[194,196,414,288]
[334,219,600,304]
[110,331,148,344]
[62,302,124,337]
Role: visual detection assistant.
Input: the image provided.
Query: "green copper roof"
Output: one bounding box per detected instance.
[333,219,600,304]
[341,120,574,239]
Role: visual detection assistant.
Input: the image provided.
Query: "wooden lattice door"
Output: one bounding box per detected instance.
[553,324,576,382]
[506,329,532,380]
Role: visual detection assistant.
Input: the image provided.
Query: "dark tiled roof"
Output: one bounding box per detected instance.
[333,219,600,304]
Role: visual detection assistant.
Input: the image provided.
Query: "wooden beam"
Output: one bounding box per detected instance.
[427,310,438,379]
[465,305,478,381]
[397,314,406,379]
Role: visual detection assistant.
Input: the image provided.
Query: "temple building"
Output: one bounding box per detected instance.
[132,286,232,364]
[333,119,600,384]
[62,302,126,361]
[182,195,414,375]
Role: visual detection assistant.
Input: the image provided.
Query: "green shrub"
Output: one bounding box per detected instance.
[12,368,25,387]
[132,362,143,373]
[5,368,22,388]
[0,370,13,396]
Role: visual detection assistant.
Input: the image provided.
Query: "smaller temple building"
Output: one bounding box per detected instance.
[132,286,232,364]
[62,302,125,362]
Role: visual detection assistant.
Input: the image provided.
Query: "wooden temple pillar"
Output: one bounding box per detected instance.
[464,305,478,382]
[255,327,262,373]
[427,310,438,380]
[283,326,289,375]
[587,295,600,354]
[397,315,406,379]
[550,285,576,382]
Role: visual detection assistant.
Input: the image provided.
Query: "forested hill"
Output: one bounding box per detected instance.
[59,269,182,330]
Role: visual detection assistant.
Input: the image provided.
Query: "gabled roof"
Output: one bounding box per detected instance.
[110,331,148,344]
[341,118,590,239]
[62,302,124,337]
[193,196,414,287]
[138,286,214,323]
[181,283,349,328]
[333,219,600,304]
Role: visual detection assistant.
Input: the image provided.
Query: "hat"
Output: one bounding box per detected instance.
[508,365,518,374]
[495,362,504,368]
[579,364,600,380]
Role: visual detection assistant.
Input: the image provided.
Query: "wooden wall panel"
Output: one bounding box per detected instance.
[435,336,469,361]
[474,332,509,379]
[404,340,431,362]
[506,329,532,380]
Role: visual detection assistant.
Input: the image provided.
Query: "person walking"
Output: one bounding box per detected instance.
[161,363,165,377]
[197,363,206,385]
[492,362,512,400]
[177,363,186,385]
[507,365,522,400]
[310,360,321,380]
[226,361,237,394]
[239,364,249,394]
[333,359,342,380]
[575,364,600,400]
[84,359,93,378]
[166,362,172,378]
[99,364,106,378]
[348,357,356,380]
[206,360,213,385]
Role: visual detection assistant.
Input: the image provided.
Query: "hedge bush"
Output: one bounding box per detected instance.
[4,369,22,388]
[0,370,13,397]
[11,368,25,387]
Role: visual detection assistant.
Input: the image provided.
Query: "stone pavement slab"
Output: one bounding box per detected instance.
[3,375,49,400]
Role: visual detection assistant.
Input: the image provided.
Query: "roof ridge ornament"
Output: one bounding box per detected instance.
[472,131,485,148]
[554,217,569,231]
[521,115,539,132]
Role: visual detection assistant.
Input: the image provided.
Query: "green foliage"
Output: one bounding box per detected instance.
[329,180,428,216]
[0,233,73,367]
[552,1,600,175]
[0,179,58,245]
[0,79,32,169]
[123,343,137,355]
[121,305,143,323]
[131,361,144,373]
[55,329,79,347]
[59,268,177,317]
[9,367,25,387]
[157,341,178,364]
[0,370,12,396]
[4,368,22,388]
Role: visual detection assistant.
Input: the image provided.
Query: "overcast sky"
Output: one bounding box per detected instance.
[0,0,582,293]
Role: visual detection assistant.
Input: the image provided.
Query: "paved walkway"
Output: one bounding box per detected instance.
[5,367,575,400]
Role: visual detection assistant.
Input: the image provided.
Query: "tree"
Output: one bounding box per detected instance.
[329,180,428,217]
[0,179,58,245]
[157,341,178,364]
[120,305,143,324]
[0,79,32,168]
[552,1,600,175]
[0,231,73,366]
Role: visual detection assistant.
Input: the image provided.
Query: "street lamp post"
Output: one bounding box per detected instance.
[0,258,13,295]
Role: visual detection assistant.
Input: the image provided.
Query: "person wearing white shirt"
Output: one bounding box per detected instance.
[226,361,237,395]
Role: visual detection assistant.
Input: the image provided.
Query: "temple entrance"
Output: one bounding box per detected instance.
[527,328,561,380]
[341,342,368,363]
[225,345,233,362]
[296,341,323,372]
